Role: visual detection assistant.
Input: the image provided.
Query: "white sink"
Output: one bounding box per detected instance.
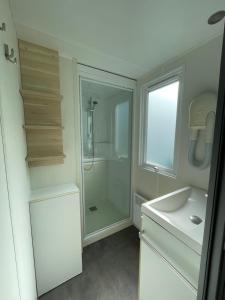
[142,186,207,254]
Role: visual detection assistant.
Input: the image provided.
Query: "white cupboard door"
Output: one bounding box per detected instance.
[30,193,82,296]
[139,239,197,300]
[0,16,20,297]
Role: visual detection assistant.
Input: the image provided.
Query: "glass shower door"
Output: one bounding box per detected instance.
[81,79,133,236]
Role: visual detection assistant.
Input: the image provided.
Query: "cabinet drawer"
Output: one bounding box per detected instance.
[141,214,201,289]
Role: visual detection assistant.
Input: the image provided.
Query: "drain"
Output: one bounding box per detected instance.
[189,215,202,225]
[89,206,97,212]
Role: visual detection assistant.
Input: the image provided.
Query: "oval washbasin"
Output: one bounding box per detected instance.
[142,186,207,254]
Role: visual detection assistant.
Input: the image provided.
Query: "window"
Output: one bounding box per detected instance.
[140,70,182,176]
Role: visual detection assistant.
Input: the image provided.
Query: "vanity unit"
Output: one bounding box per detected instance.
[139,186,207,300]
[30,184,82,296]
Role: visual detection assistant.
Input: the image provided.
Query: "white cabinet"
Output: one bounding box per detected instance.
[139,238,197,300]
[30,184,82,296]
[139,214,199,300]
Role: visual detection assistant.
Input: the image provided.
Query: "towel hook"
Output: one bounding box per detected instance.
[4,44,17,64]
[0,23,6,31]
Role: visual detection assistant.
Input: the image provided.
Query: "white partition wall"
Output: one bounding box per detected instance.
[0,0,37,299]
[0,118,20,299]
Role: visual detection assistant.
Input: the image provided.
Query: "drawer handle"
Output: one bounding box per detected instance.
[140,233,197,294]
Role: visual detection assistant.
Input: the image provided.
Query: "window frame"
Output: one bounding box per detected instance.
[139,67,184,177]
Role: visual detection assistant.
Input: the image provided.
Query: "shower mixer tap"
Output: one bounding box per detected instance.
[88,98,98,112]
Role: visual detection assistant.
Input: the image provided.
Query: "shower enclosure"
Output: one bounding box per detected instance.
[80,75,133,240]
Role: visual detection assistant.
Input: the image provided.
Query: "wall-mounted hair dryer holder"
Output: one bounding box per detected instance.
[188,92,216,170]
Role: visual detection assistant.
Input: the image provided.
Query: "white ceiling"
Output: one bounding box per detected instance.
[10,0,225,78]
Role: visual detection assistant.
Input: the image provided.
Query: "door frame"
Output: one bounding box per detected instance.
[76,64,137,245]
[197,23,225,300]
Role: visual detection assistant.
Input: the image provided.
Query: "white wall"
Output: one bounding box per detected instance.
[30,57,77,189]
[82,94,110,159]
[133,36,223,200]
[0,113,20,299]
[0,0,37,299]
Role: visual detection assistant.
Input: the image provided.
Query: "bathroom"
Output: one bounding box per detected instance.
[1,0,225,300]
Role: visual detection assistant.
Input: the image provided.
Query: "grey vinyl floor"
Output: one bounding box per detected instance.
[39,226,140,300]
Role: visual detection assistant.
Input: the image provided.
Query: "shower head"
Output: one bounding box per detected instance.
[208,10,225,25]
[88,98,98,112]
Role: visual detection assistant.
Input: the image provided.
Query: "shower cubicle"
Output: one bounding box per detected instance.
[80,75,133,241]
